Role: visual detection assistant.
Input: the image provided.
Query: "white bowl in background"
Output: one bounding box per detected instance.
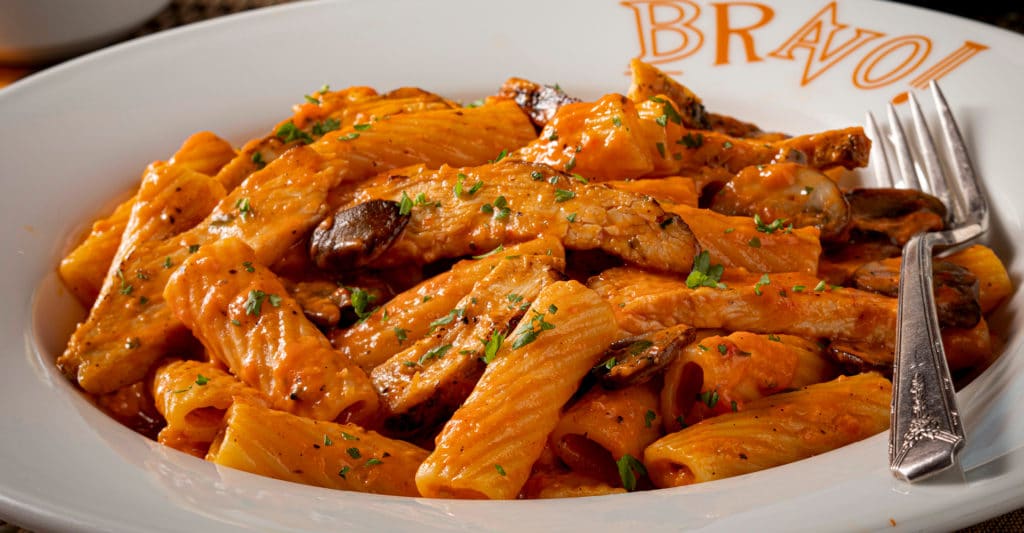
[0,0,169,65]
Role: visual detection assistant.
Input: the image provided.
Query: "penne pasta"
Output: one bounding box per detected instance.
[670,332,836,427]
[416,281,620,499]
[550,381,662,483]
[164,237,379,424]
[645,373,891,487]
[58,132,235,306]
[152,359,267,457]
[208,399,427,496]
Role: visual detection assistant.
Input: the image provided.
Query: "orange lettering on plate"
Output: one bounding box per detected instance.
[890,41,989,104]
[767,1,883,86]
[621,0,705,65]
[711,2,775,65]
[853,35,931,90]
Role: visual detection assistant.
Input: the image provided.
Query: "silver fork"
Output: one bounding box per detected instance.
[864,81,989,482]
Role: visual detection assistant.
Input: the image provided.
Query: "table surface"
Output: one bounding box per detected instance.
[1,1,1021,531]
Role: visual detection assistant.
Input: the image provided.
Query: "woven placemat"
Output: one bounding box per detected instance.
[2,1,1022,531]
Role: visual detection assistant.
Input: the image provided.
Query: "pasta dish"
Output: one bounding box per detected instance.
[55,60,1010,498]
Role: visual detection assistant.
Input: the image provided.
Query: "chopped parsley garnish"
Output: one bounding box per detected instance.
[268,294,283,307]
[754,214,787,234]
[753,273,770,296]
[398,191,414,215]
[565,156,576,172]
[242,261,255,273]
[685,251,725,289]
[553,189,576,203]
[548,130,559,141]
[767,333,781,342]
[548,304,558,314]
[415,344,452,366]
[644,410,657,428]
[353,123,371,131]
[792,284,806,293]
[650,96,683,126]
[616,454,647,492]
[482,330,505,364]
[365,458,383,467]
[139,296,149,305]
[723,228,735,234]
[492,148,508,163]
[116,269,133,295]
[275,121,313,144]
[346,447,361,459]
[429,308,465,332]
[235,197,253,221]
[699,389,719,408]
[723,141,734,149]
[251,151,266,169]
[349,287,377,320]
[494,464,507,476]
[598,357,618,371]
[814,280,828,292]
[612,116,622,127]
[394,327,409,344]
[566,212,578,223]
[163,256,173,268]
[337,132,360,141]
[482,195,511,220]
[323,435,333,447]
[717,344,729,355]
[511,310,556,350]
[748,236,762,248]
[244,290,267,316]
[341,432,359,441]
[678,132,704,148]
[338,466,350,479]
[530,171,544,181]
[311,117,340,136]
[230,319,241,326]
[731,400,739,412]
[195,374,209,386]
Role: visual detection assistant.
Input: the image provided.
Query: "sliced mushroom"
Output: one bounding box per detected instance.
[497,77,580,129]
[309,199,409,272]
[842,188,946,245]
[851,259,981,330]
[708,163,850,239]
[826,341,892,376]
[593,324,696,389]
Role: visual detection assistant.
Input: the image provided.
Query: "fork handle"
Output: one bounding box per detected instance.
[889,232,966,482]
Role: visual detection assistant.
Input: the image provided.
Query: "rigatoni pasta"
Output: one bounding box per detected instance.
[54,60,1009,499]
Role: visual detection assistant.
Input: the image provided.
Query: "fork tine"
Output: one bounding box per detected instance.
[906,92,944,200]
[865,111,895,187]
[886,103,923,190]
[930,80,987,229]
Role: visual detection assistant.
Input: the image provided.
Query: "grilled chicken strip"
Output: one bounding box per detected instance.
[588,267,898,350]
[514,93,870,186]
[350,159,699,273]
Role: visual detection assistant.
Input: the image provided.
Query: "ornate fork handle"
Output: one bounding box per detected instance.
[889,230,966,482]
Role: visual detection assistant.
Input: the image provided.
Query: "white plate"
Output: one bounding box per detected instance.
[2,0,1022,531]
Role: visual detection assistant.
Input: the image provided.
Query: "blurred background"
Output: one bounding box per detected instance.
[0,0,1021,531]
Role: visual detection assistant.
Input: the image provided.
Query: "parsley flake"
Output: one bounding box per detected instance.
[495,464,507,476]
[753,273,770,296]
[685,251,725,289]
[644,410,657,428]
[244,290,267,316]
[553,189,576,203]
[482,330,505,363]
[275,121,313,144]
[616,454,647,492]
